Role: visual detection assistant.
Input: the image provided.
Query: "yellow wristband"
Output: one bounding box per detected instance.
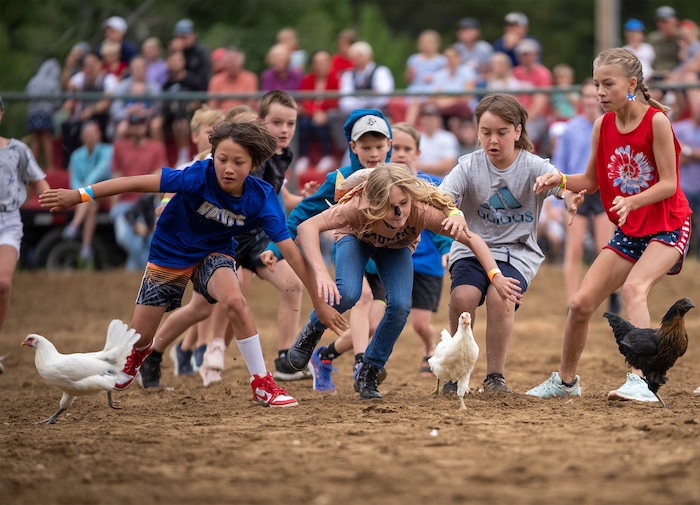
[160,197,171,205]
[487,268,501,282]
[448,208,464,217]
[557,170,567,190]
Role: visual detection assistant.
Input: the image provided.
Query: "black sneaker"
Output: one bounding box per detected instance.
[138,352,162,388]
[442,380,458,395]
[353,362,382,399]
[287,321,324,371]
[482,373,513,394]
[274,355,312,381]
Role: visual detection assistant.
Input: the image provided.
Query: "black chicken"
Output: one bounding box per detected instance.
[603,298,694,408]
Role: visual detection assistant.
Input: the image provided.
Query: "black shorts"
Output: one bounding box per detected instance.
[365,272,386,303]
[235,231,268,271]
[411,272,443,312]
[449,257,528,310]
[577,192,605,218]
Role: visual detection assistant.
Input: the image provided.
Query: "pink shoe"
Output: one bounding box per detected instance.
[204,338,226,371]
[250,372,298,407]
[115,341,154,390]
[199,364,222,387]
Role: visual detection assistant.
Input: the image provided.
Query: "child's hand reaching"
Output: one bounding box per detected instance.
[491,274,523,310]
[564,189,586,225]
[39,189,81,212]
[260,250,278,272]
[442,212,471,238]
[533,171,564,194]
[315,268,341,307]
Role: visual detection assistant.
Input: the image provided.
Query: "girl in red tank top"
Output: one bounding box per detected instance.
[528,48,693,402]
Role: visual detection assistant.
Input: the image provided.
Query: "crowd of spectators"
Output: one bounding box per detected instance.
[16,6,700,269]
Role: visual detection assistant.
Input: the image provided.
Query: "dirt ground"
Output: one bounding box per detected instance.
[1,259,699,505]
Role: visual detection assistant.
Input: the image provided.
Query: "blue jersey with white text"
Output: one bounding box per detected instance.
[151,160,289,268]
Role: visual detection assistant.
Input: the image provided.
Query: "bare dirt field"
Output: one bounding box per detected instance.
[1,260,699,505]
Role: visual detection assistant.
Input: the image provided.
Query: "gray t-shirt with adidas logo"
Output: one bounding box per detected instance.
[439,148,560,284]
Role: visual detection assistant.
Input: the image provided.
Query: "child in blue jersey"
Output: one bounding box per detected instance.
[261,109,394,392]
[40,120,346,408]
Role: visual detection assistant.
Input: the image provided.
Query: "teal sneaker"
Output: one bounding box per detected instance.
[607,373,658,402]
[525,372,581,398]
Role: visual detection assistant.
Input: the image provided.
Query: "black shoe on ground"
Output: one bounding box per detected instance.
[354,362,382,399]
[138,352,162,388]
[442,380,458,395]
[287,321,324,371]
[482,373,513,393]
[274,356,312,381]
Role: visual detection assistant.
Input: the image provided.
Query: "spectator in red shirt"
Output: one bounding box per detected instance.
[330,28,357,79]
[296,50,340,174]
[512,38,552,154]
[207,47,259,112]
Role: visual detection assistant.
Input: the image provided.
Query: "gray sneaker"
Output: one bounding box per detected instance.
[287,321,324,371]
[483,373,513,394]
[607,373,658,402]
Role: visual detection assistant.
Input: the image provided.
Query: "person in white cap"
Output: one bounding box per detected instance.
[648,6,681,78]
[99,16,138,66]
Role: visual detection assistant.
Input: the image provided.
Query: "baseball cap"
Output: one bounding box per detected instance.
[504,12,528,26]
[515,38,540,54]
[350,115,390,141]
[458,18,480,30]
[173,19,194,36]
[655,6,676,20]
[103,16,127,33]
[623,18,645,32]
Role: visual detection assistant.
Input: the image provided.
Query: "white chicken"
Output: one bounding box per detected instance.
[429,312,479,411]
[21,319,141,424]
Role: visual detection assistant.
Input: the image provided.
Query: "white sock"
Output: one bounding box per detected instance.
[235,334,267,377]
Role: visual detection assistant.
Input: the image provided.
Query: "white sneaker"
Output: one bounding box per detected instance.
[607,373,659,402]
[199,364,222,387]
[694,385,700,395]
[294,156,310,175]
[317,155,336,173]
[203,338,226,371]
[525,371,581,398]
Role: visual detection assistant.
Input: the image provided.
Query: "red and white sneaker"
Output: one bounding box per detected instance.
[250,372,298,407]
[115,341,154,390]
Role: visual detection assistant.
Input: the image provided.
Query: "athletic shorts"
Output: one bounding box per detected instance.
[577,192,606,218]
[449,257,528,310]
[0,210,23,256]
[604,216,691,275]
[365,272,387,303]
[234,231,268,271]
[136,253,237,311]
[411,272,443,312]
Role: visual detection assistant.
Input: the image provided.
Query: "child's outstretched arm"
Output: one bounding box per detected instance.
[452,228,522,309]
[39,174,162,212]
[276,236,348,336]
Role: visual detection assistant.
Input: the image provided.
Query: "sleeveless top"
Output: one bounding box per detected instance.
[597,107,691,237]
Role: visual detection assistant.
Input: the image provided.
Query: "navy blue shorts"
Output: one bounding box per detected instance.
[449,257,528,310]
[412,272,443,312]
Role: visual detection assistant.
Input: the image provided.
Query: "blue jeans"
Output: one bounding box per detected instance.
[308,235,413,368]
[110,201,152,271]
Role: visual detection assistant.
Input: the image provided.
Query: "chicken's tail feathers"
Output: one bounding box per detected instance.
[439,329,452,342]
[103,319,141,353]
[603,312,636,342]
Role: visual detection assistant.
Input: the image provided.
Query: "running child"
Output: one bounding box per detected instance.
[40,120,346,407]
[526,48,692,401]
[292,163,521,399]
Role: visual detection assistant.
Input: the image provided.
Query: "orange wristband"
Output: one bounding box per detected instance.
[557,170,567,191]
[78,186,94,203]
[487,268,501,282]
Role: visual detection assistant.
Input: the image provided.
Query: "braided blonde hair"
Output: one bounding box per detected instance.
[593,47,669,114]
